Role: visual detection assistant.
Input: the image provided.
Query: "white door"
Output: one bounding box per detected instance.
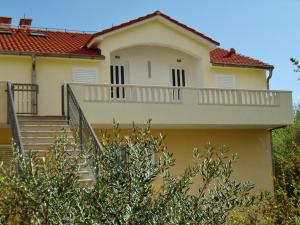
[171,68,186,101]
[110,65,126,99]
[171,68,186,88]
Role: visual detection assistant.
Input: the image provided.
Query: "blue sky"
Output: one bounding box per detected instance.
[2,0,300,103]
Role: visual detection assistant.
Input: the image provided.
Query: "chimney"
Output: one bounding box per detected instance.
[0,16,12,28]
[226,48,236,57]
[19,18,32,29]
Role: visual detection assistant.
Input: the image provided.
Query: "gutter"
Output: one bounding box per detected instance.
[0,50,105,60]
[211,62,274,70]
[266,67,274,90]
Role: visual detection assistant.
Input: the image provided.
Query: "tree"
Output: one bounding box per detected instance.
[290,58,300,74]
[0,123,254,224]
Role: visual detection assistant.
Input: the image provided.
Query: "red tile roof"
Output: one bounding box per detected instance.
[0,13,272,70]
[0,28,103,59]
[84,10,220,47]
[210,48,273,69]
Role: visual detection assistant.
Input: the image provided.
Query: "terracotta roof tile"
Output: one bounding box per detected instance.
[210,48,273,69]
[0,28,102,58]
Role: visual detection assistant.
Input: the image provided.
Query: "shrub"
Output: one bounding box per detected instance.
[0,123,253,224]
[229,109,300,225]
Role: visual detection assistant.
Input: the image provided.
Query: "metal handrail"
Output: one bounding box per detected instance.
[64,84,102,177]
[7,82,25,159]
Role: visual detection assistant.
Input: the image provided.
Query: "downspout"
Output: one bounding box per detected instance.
[267,67,276,192]
[31,54,37,114]
[269,126,285,193]
[266,67,274,90]
[31,54,37,84]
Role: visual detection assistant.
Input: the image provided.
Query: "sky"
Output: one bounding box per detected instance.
[2,0,300,103]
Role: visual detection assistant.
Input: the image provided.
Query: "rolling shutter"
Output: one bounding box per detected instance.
[72,67,99,84]
[215,75,235,89]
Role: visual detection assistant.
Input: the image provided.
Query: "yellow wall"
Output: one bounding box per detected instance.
[209,66,267,90]
[0,55,32,83]
[0,128,10,144]
[36,57,103,115]
[96,128,274,194]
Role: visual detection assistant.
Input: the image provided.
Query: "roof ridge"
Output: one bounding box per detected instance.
[0,27,94,35]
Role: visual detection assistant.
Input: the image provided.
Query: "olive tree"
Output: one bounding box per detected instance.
[0,123,253,224]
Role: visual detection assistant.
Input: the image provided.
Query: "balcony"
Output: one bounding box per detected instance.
[70,84,293,129]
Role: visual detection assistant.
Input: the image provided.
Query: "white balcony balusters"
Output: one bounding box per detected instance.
[197,89,280,106]
[82,84,280,106]
[84,84,182,104]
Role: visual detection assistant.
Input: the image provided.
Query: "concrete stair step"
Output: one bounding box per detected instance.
[21,130,73,137]
[22,136,74,144]
[19,120,69,125]
[24,149,82,156]
[20,124,71,131]
[23,143,74,151]
[78,178,95,186]
[18,116,67,121]
[18,115,94,183]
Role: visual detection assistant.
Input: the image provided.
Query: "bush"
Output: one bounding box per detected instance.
[0,123,253,224]
[229,109,300,225]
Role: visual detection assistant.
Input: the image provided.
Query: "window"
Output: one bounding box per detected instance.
[29,32,47,37]
[110,65,126,99]
[171,68,186,88]
[72,67,99,84]
[171,68,186,101]
[215,75,235,89]
[0,30,12,35]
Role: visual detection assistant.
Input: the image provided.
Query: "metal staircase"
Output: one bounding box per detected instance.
[6,82,102,184]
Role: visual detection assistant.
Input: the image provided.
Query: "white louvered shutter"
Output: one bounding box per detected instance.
[72,67,99,83]
[215,75,235,89]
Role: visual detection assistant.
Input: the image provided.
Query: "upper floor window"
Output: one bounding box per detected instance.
[72,67,99,84]
[215,75,235,89]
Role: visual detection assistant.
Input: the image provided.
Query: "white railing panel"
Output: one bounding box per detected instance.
[198,89,280,106]
[84,84,182,104]
[82,84,281,106]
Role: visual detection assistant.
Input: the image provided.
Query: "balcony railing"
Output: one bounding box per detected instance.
[82,84,280,106]
[84,84,182,104]
[69,83,293,128]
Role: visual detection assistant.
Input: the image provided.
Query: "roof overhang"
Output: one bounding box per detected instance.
[211,62,274,70]
[0,50,105,60]
[85,11,219,49]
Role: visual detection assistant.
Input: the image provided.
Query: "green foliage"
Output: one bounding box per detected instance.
[229,109,300,225]
[0,133,85,224]
[290,58,300,73]
[0,123,253,224]
[273,108,300,198]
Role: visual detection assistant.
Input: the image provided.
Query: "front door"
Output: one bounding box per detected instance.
[171,68,186,100]
[110,65,126,99]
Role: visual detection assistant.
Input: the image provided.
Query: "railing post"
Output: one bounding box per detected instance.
[66,85,70,122]
[79,112,83,151]
[35,85,38,115]
[61,85,65,116]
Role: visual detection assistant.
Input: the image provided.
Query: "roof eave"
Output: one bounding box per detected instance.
[0,50,105,60]
[211,62,274,70]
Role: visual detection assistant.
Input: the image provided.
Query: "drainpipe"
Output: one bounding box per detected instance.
[31,54,37,84]
[269,126,285,193]
[31,54,37,114]
[266,67,274,90]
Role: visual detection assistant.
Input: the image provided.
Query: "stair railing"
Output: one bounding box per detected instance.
[7,82,25,160]
[63,84,102,177]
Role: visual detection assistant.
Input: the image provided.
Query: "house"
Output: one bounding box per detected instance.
[0,11,293,192]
